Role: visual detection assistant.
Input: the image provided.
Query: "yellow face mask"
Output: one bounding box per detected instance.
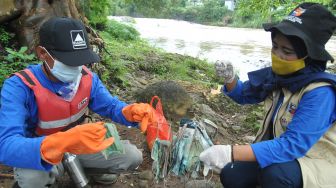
[271,53,306,75]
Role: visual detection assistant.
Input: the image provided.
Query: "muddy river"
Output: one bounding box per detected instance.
[110,17,336,81]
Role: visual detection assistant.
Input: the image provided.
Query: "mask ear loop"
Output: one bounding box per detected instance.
[40,47,62,95]
[40,46,55,76]
[41,47,55,60]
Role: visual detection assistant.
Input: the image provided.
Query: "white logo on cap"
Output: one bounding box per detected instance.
[284,7,306,24]
[70,30,87,49]
[285,16,302,24]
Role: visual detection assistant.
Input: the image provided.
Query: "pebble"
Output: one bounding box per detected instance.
[185,180,215,188]
[243,135,256,143]
[139,170,154,181]
[138,179,149,188]
[232,125,241,131]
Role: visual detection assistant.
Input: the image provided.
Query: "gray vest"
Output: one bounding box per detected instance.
[255,82,336,188]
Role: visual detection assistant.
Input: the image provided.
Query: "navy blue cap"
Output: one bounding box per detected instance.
[39,17,100,66]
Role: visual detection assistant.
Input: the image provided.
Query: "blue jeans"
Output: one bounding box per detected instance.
[220,161,303,188]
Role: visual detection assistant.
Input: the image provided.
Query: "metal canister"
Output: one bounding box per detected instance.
[62,153,89,188]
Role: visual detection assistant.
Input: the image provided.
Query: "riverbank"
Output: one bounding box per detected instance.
[98,22,263,134]
[120,17,336,81]
[2,17,336,187]
[0,20,262,187]
[111,1,336,29]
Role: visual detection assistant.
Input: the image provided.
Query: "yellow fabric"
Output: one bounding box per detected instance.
[271,53,306,75]
[255,82,336,188]
[122,103,157,133]
[40,122,114,164]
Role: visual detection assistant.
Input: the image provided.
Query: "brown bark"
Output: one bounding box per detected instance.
[0,0,105,74]
[0,0,99,52]
[0,0,20,23]
[13,0,86,51]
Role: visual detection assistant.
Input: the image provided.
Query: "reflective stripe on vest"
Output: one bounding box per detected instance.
[38,104,88,129]
[15,66,92,135]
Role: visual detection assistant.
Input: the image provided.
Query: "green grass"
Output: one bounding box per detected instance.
[99,29,217,88]
[243,105,264,133]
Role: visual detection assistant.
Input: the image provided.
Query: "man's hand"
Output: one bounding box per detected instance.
[199,145,232,174]
[40,122,114,164]
[215,61,236,84]
[122,103,157,133]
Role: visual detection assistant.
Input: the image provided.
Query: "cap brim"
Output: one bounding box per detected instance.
[51,48,100,66]
[263,22,333,62]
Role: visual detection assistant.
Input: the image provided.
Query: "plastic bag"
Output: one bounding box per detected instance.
[101,123,125,159]
[146,96,172,150]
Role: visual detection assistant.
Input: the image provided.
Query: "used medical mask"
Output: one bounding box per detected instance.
[47,59,82,83]
[271,53,306,75]
[44,61,82,101]
[42,47,82,83]
[43,47,83,101]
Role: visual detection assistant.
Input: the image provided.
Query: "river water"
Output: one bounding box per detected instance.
[110,17,336,81]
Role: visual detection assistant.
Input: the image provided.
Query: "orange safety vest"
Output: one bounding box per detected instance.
[14,66,92,135]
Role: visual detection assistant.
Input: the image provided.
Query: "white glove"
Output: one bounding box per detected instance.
[199,145,232,175]
[215,61,236,84]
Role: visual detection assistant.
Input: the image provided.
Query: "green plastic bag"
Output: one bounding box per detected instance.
[101,123,125,159]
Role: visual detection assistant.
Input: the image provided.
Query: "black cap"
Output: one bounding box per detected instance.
[263,3,336,62]
[39,17,100,66]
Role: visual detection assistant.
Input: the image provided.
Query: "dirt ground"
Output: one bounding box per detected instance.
[0,127,228,188]
[0,78,258,188]
[0,126,224,188]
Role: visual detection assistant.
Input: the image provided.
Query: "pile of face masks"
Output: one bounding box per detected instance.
[151,139,171,180]
[151,118,213,180]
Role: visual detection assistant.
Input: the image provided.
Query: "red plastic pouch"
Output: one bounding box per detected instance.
[146,96,172,150]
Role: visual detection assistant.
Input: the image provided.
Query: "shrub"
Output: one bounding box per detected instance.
[230,13,268,28]
[197,0,230,23]
[105,20,139,41]
[0,47,40,88]
[0,26,12,48]
[80,0,111,30]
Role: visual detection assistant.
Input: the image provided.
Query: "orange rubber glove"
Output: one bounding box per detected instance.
[122,103,157,133]
[40,122,114,165]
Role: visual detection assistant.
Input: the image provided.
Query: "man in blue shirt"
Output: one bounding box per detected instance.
[0,17,155,187]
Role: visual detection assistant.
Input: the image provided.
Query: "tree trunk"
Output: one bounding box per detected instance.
[0,0,101,52]
[0,0,106,75]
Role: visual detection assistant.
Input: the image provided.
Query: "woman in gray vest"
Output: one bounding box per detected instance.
[200,3,336,188]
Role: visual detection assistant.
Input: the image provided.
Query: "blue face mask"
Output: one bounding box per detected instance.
[43,47,83,101]
[50,59,82,83]
[42,47,82,83]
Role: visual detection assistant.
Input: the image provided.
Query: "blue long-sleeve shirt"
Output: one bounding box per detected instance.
[223,80,336,168]
[0,64,137,171]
